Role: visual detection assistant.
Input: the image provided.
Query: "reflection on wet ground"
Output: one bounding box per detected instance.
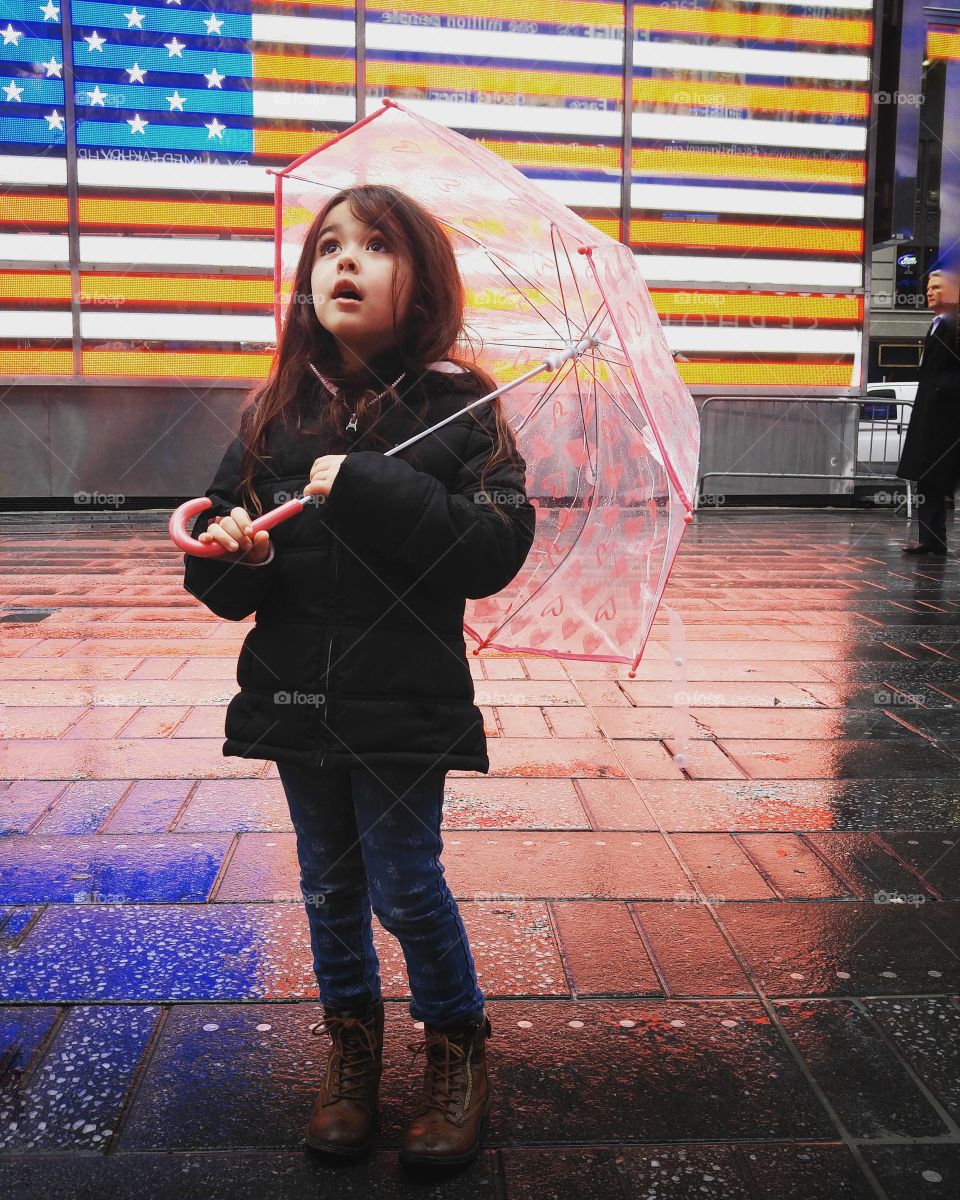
[1,509,959,1198]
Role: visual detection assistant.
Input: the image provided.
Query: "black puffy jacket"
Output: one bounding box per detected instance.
[182,367,536,774]
[896,315,960,491]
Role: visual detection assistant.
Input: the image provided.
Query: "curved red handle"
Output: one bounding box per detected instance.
[169,495,307,557]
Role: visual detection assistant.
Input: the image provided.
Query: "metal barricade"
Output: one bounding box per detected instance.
[695,394,915,517]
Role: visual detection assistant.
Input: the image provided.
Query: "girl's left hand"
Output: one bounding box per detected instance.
[304,454,347,498]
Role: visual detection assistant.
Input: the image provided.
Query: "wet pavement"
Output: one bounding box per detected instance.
[1,508,959,1199]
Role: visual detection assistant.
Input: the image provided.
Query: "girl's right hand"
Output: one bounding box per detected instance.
[195,506,272,563]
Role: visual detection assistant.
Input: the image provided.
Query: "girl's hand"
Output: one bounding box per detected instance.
[304,454,347,498]
[195,506,272,562]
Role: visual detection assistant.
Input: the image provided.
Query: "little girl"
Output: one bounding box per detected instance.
[182,184,536,1168]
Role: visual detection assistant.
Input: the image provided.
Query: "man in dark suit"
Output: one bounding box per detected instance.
[898,269,960,555]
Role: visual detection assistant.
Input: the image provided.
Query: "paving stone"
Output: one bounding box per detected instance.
[0,1150,498,1200]
[865,996,960,1126]
[215,832,693,902]
[718,902,960,996]
[0,833,233,903]
[0,739,264,780]
[804,832,937,900]
[880,832,960,899]
[669,834,777,901]
[861,1145,960,1200]
[0,708,84,738]
[442,777,590,829]
[631,903,753,997]
[117,999,832,1149]
[693,707,957,740]
[735,834,854,899]
[0,782,69,834]
[550,901,661,995]
[0,907,40,948]
[775,999,949,1138]
[0,1004,159,1151]
[499,1146,627,1199]
[4,510,960,1176]
[32,781,129,835]
[1,904,318,1002]
[620,682,828,708]
[739,1143,877,1199]
[660,738,747,779]
[723,739,957,780]
[0,899,565,1003]
[174,779,293,833]
[617,1145,750,1199]
[100,780,196,834]
[479,737,628,778]
[575,777,659,829]
[0,1005,57,1085]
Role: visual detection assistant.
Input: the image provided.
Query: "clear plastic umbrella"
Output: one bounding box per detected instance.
[177,100,701,676]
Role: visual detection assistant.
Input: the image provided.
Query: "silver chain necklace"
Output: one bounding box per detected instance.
[308,362,407,432]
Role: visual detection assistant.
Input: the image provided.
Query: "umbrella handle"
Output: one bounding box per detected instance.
[169,495,306,557]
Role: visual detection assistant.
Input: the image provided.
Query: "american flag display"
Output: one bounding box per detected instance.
[2,0,875,389]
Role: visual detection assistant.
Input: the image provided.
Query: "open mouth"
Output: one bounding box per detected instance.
[333,283,362,302]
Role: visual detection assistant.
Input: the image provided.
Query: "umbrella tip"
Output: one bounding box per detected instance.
[684,512,693,524]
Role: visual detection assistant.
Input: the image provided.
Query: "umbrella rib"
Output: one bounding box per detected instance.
[509,302,610,438]
[480,249,587,344]
[510,359,576,436]
[555,226,592,336]
[582,252,693,510]
[479,478,601,648]
[490,351,673,650]
[574,355,664,448]
[473,338,628,361]
[549,224,577,347]
[428,214,579,342]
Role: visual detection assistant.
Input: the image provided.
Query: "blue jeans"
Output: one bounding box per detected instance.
[277,760,485,1029]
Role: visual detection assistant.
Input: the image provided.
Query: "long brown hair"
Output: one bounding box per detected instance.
[236,184,519,518]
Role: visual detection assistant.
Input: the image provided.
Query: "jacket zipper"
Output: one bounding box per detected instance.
[318,415,358,769]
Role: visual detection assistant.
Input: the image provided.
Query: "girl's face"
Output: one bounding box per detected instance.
[310,201,412,372]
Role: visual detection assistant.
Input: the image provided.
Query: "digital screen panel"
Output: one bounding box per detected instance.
[1,0,356,378]
[0,0,71,373]
[629,0,873,389]
[1,0,877,389]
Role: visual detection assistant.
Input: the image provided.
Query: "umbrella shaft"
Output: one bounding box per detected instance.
[386,337,597,458]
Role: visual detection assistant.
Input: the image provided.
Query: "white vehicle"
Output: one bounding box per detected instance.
[857,381,918,469]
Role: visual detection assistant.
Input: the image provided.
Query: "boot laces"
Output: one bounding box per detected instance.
[310,1011,379,1105]
[406,1029,470,1116]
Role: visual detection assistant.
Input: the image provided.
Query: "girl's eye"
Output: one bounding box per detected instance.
[368,238,387,252]
[319,241,339,255]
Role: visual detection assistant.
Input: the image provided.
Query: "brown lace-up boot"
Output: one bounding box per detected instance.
[305,997,384,1156]
[400,1009,492,1168]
